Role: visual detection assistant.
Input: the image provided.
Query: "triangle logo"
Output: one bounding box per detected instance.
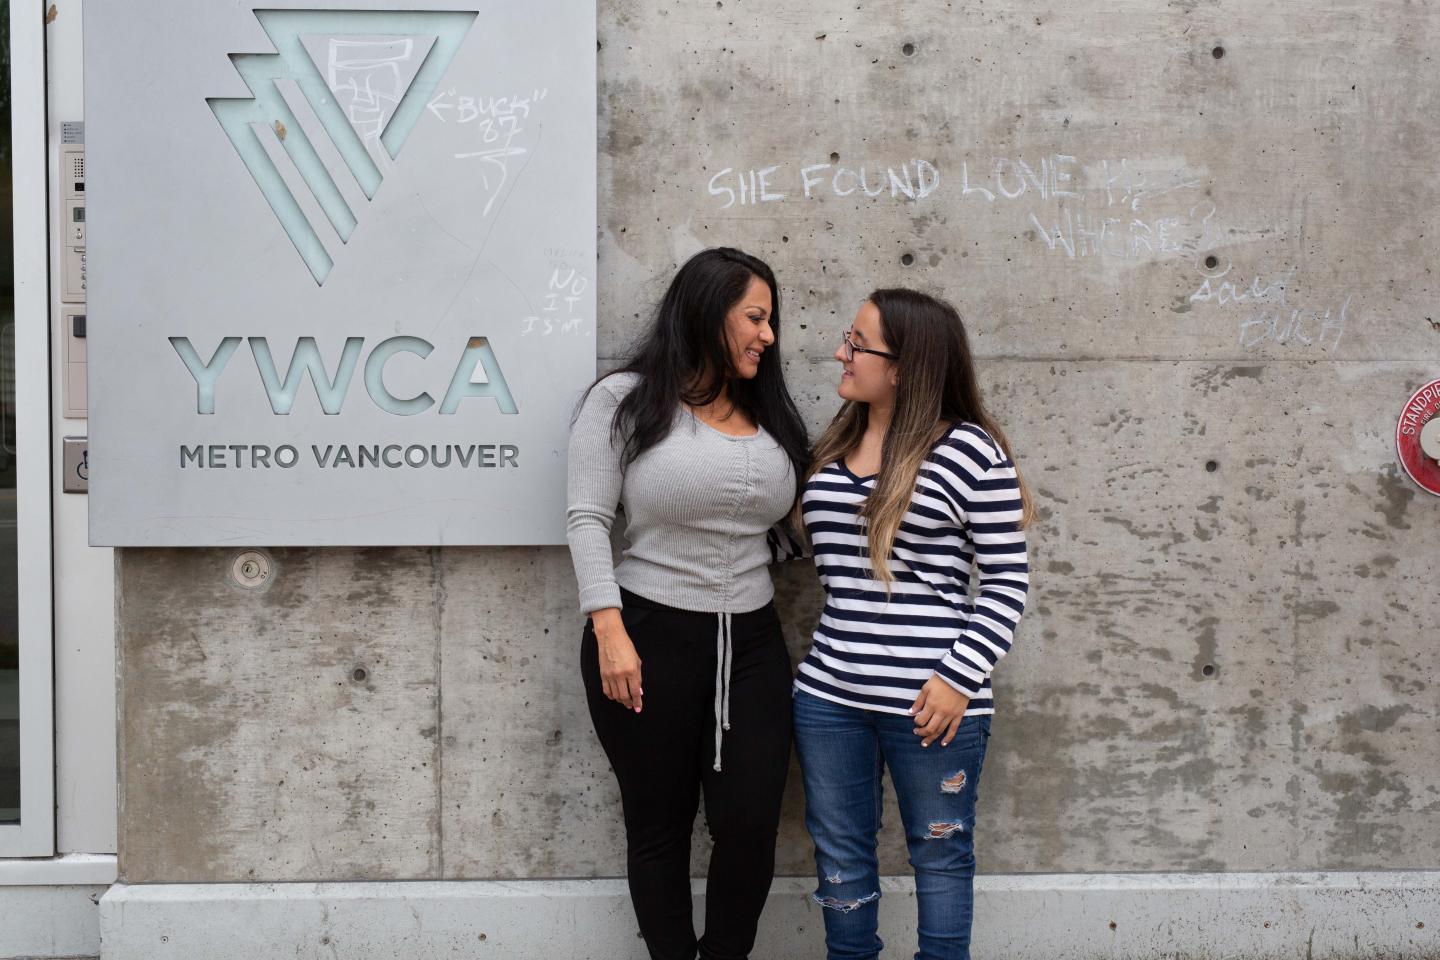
[300,32,438,169]
[207,10,477,285]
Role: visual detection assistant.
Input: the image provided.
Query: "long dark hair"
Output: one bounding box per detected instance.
[585,247,809,500]
[801,288,1034,584]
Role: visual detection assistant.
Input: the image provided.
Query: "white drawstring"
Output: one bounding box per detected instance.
[713,611,733,772]
[722,612,733,732]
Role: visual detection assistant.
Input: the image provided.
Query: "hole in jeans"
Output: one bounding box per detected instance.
[940,769,967,793]
[813,891,880,913]
[927,821,966,840]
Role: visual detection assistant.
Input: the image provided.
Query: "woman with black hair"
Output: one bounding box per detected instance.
[566,247,809,960]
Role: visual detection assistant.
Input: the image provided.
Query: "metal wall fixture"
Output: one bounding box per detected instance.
[230,551,272,589]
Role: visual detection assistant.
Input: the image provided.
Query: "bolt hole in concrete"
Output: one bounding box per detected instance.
[352,667,369,683]
[1212,44,1225,58]
[1202,664,1217,678]
[902,42,915,56]
[1205,460,1219,473]
[1204,254,1219,269]
[901,252,915,266]
[1109,921,1117,931]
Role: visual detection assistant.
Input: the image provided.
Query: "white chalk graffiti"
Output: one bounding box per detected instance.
[956,155,1082,203]
[707,159,940,208]
[1027,200,1217,261]
[522,265,589,336]
[696,149,1349,353]
[1189,262,1348,350]
[955,155,1201,211]
[429,87,549,216]
[325,36,416,172]
[1190,263,1295,308]
[993,156,1217,262]
[1237,296,1349,350]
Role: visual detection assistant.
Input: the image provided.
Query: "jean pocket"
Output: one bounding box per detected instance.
[950,715,987,743]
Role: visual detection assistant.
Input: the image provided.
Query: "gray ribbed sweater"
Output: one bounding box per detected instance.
[566,372,797,615]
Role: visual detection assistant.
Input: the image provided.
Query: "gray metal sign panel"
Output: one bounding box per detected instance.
[85,1,595,545]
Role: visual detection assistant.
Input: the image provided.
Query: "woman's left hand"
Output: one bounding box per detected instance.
[909,676,971,747]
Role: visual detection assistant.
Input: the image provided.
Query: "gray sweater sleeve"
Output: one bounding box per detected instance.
[566,378,628,614]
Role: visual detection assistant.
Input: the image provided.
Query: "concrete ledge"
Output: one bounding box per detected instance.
[0,882,107,960]
[98,873,1440,960]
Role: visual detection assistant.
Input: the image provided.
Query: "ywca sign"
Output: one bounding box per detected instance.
[85,1,595,545]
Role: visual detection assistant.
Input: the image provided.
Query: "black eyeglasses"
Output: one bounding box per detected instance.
[843,330,897,362]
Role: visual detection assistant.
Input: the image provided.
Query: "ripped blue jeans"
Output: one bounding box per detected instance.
[793,689,991,960]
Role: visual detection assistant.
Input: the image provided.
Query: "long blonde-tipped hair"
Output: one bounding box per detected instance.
[796,289,1035,588]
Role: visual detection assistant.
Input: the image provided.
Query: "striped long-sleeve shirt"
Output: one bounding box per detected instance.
[794,422,1030,716]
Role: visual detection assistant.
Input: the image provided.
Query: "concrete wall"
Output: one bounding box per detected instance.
[117,0,1439,884]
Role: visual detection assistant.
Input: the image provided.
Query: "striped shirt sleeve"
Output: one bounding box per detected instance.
[929,428,1030,698]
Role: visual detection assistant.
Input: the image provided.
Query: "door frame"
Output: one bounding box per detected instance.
[0,0,57,857]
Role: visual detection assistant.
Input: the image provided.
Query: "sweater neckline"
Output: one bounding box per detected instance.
[683,406,763,441]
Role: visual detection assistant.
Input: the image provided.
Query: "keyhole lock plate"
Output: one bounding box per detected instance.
[231,551,272,589]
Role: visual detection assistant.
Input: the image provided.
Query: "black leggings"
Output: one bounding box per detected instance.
[581,589,793,960]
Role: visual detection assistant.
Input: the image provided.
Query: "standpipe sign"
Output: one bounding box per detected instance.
[85,1,596,545]
[1397,378,1440,497]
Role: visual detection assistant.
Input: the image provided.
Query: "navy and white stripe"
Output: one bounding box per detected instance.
[795,422,1029,717]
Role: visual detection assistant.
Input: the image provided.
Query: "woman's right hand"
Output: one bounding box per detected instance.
[591,608,643,712]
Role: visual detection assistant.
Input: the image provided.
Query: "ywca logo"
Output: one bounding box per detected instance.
[207,10,475,284]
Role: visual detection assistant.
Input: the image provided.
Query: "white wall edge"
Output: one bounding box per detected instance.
[0,853,117,886]
[46,0,122,857]
[97,872,1440,960]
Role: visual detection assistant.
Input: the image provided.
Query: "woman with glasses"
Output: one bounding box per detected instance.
[792,289,1033,960]
[566,248,809,960]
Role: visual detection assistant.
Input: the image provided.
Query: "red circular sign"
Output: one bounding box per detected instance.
[1397,377,1440,496]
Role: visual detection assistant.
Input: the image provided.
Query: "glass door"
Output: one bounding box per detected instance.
[0,0,19,832]
[0,0,55,856]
